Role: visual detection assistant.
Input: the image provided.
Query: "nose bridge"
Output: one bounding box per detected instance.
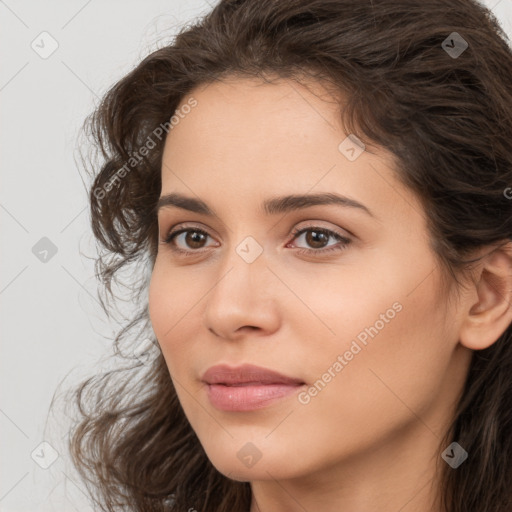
[202,230,278,336]
[210,231,268,302]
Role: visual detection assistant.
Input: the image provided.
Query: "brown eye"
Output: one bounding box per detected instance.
[163,228,217,252]
[183,230,208,249]
[161,224,351,257]
[289,226,352,255]
[303,229,330,249]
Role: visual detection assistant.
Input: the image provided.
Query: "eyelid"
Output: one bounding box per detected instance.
[160,221,216,241]
[161,223,218,249]
[288,221,351,242]
[286,224,351,254]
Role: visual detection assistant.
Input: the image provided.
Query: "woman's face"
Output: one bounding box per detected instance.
[148,77,472,484]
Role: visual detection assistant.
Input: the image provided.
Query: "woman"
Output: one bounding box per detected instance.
[68,0,512,510]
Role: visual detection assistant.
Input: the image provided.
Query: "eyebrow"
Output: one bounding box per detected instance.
[156,192,375,218]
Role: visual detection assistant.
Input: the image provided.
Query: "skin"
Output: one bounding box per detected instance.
[148,76,512,512]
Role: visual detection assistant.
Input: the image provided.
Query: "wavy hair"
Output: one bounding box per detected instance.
[66,0,512,510]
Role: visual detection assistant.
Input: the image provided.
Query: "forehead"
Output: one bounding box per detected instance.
[183,75,341,115]
[163,76,343,155]
[159,76,421,227]
[161,77,350,186]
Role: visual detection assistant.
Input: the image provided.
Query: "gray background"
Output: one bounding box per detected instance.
[1,0,510,510]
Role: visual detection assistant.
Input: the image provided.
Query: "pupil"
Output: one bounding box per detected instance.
[306,230,327,249]
[187,231,205,248]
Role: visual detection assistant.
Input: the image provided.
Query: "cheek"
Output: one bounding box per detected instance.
[310,276,455,437]
[148,266,167,340]
[148,264,204,373]
[148,266,182,368]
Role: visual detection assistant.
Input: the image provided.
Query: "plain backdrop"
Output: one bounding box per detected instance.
[1,0,511,510]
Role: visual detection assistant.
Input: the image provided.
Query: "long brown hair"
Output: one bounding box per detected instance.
[65,0,512,510]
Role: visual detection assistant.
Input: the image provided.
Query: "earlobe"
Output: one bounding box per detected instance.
[459,241,512,351]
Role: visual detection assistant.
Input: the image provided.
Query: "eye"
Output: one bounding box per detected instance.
[160,223,352,256]
[161,224,218,254]
[287,225,351,255]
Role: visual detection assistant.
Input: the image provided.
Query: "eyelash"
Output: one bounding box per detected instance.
[161,224,352,256]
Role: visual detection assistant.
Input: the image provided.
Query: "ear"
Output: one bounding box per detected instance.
[459,241,512,350]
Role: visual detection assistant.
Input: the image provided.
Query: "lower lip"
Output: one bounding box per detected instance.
[205,383,304,411]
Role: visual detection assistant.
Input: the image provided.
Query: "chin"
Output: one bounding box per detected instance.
[207,451,301,482]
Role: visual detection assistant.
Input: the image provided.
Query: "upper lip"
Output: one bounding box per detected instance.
[201,364,305,386]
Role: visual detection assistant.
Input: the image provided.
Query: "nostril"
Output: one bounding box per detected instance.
[240,326,258,331]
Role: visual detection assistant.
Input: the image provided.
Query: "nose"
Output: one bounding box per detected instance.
[202,241,281,341]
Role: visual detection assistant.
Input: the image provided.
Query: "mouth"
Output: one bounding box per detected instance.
[201,363,306,411]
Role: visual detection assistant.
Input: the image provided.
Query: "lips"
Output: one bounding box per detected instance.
[201,364,306,411]
[201,363,305,386]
